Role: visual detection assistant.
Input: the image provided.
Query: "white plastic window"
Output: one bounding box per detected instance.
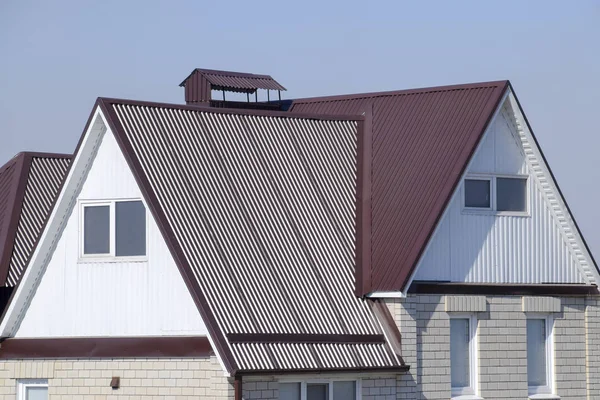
[527,315,554,396]
[279,380,358,400]
[80,199,146,260]
[450,314,478,398]
[17,380,48,400]
[463,175,528,214]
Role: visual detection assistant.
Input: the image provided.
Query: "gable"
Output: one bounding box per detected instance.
[12,120,207,338]
[412,95,597,285]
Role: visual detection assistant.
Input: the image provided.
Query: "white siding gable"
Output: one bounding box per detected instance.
[413,97,595,285]
[14,124,207,337]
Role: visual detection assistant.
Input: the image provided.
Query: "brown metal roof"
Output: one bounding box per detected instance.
[0,153,71,288]
[94,98,404,374]
[179,68,286,93]
[290,81,509,295]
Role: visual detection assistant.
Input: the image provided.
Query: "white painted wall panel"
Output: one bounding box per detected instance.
[15,130,207,337]
[414,109,585,284]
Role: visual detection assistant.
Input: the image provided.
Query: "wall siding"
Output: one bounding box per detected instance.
[414,106,585,284]
[0,356,231,399]
[15,129,207,337]
[388,294,589,400]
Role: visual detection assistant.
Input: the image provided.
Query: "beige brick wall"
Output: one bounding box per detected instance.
[0,356,232,399]
[586,296,600,399]
[389,294,591,400]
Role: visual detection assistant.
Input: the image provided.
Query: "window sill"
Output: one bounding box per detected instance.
[78,256,148,264]
[461,209,530,217]
[528,395,560,400]
[451,395,484,400]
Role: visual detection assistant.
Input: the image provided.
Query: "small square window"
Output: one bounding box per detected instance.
[81,200,146,259]
[307,383,328,400]
[279,383,300,400]
[17,379,48,400]
[497,177,527,212]
[464,179,491,208]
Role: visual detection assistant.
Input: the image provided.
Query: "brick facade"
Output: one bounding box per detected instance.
[0,356,232,399]
[387,294,595,400]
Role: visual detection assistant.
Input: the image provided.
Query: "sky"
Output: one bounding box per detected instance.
[1,0,599,258]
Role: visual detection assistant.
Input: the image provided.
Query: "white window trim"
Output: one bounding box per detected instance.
[277,378,362,400]
[526,314,555,397]
[79,198,148,263]
[462,174,529,217]
[17,379,48,399]
[450,313,479,399]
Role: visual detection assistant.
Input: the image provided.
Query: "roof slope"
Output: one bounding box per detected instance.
[96,99,402,374]
[291,81,509,294]
[0,153,71,288]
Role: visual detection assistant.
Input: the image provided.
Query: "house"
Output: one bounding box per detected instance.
[0,69,597,400]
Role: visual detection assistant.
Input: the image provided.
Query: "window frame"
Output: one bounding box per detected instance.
[17,379,48,400]
[449,313,479,399]
[277,378,361,400]
[462,174,529,216]
[79,198,148,263]
[526,314,555,397]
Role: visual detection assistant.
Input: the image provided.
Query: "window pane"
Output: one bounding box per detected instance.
[497,178,527,212]
[279,383,300,400]
[527,319,547,387]
[465,179,490,208]
[26,387,48,400]
[333,381,356,400]
[450,318,470,388]
[84,205,110,254]
[307,383,328,400]
[116,201,146,256]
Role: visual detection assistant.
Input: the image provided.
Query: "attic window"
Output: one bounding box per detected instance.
[464,175,528,214]
[81,200,146,259]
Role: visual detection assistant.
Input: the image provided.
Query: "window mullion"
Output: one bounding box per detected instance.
[110,201,116,257]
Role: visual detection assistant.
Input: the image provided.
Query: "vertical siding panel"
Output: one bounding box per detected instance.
[414,106,586,284]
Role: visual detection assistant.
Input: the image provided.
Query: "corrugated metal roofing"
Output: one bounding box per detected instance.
[99,98,403,373]
[5,156,71,287]
[0,153,71,288]
[290,81,509,294]
[180,68,287,92]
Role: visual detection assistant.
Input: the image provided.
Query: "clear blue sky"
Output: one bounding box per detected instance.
[1,0,599,258]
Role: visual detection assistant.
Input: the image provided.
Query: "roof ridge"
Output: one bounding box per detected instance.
[292,80,510,104]
[97,97,365,122]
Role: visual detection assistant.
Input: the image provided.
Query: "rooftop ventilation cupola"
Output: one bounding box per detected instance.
[179,68,287,110]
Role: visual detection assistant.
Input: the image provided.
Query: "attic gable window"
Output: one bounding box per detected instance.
[464,175,528,214]
[80,200,146,260]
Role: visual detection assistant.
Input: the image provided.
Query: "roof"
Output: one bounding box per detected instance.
[179,68,287,93]
[0,153,71,287]
[78,98,402,374]
[290,81,509,294]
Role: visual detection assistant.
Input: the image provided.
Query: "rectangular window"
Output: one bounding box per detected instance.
[279,380,358,400]
[17,380,48,400]
[464,178,491,208]
[496,177,527,212]
[81,200,146,259]
[83,205,110,254]
[463,175,528,214]
[527,316,554,395]
[450,315,477,397]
